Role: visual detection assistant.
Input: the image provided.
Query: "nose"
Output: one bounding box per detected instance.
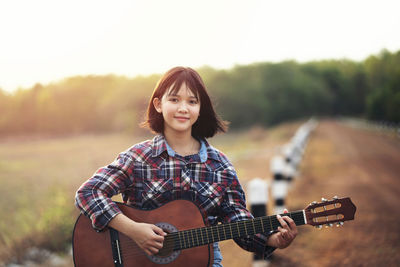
[177,102,188,113]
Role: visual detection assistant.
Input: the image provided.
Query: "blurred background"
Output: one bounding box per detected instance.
[0,0,399,266]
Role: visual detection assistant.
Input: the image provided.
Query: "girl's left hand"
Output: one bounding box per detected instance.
[267,209,298,249]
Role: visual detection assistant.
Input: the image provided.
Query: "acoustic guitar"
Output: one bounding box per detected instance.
[73,196,356,267]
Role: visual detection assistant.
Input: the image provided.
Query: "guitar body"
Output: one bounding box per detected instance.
[73,200,213,267]
[73,196,356,266]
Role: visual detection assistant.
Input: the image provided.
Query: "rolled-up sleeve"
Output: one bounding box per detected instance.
[219,167,276,259]
[75,151,134,231]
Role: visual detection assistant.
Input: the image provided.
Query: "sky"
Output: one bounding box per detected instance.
[1,0,400,93]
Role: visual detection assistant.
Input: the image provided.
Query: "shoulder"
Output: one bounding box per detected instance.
[204,140,235,171]
[125,139,154,162]
[119,138,155,163]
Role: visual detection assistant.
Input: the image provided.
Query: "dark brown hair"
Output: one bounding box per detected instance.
[141,66,228,138]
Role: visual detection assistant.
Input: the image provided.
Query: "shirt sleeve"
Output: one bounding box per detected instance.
[74,151,134,231]
[218,166,276,259]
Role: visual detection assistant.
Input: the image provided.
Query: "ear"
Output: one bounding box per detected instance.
[153,98,162,113]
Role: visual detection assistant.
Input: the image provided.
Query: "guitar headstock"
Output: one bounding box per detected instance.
[304,196,356,228]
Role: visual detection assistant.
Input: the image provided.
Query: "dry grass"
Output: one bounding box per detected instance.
[0,133,147,262]
[0,120,307,265]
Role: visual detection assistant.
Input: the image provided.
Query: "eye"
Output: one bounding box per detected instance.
[168,97,179,103]
[189,99,199,105]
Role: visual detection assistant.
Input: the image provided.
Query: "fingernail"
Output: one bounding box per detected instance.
[277,214,281,218]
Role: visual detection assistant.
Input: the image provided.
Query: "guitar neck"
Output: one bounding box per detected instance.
[168,210,306,251]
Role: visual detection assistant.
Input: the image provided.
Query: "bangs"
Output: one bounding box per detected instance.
[165,71,201,99]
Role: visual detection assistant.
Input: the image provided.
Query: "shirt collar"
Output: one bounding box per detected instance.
[151,135,168,158]
[151,135,220,163]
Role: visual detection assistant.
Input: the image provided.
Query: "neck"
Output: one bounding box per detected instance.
[163,129,199,156]
[165,210,307,252]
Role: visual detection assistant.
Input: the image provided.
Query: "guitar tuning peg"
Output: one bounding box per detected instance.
[321,197,328,202]
[332,196,338,200]
[336,222,344,227]
[311,201,317,205]
[315,225,323,229]
[328,223,333,227]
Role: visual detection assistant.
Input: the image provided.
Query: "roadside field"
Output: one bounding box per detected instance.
[2,119,397,266]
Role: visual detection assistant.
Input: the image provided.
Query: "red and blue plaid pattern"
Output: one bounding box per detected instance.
[75,135,275,258]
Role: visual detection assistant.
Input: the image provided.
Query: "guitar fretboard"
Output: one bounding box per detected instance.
[167,210,306,251]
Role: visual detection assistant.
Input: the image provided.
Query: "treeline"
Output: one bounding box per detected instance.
[0,49,399,136]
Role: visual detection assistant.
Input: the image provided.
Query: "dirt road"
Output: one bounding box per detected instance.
[221,120,400,267]
[269,120,400,267]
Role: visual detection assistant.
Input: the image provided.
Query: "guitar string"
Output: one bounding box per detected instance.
[116,213,305,251]
[103,208,345,259]
[114,215,306,258]
[113,220,309,260]
[115,221,295,259]
[118,217,300,251]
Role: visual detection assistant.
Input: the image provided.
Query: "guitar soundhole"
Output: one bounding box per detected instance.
[147,222,181,264]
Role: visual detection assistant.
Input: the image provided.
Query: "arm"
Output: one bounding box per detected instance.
[75,150,166,255]
[218,168,277,258]
[108,213,166,256]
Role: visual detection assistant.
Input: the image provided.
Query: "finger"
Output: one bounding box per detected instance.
[277,226,288,238]
[279,232,289,244]
[149,247,159,255]
[283,209,288,214]
[153,241,164,249]
[153,234,165,243]
[281,216,297,232]
[280,230,291,241]
[286,217,297,232]
[153,225,167,236]
[276,214,289,229]
[280,228,288,235]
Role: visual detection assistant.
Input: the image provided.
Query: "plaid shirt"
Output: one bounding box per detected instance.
[75,135,275,258]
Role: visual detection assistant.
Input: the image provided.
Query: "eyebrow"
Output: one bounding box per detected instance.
[166,92,199,99]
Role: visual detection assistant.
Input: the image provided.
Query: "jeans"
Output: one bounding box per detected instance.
[213,242,223,267]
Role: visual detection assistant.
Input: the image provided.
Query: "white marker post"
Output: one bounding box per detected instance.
[247,178,270,267]
[270,155,288,215]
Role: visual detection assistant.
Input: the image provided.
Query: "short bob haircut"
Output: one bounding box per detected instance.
[141,66,228,138]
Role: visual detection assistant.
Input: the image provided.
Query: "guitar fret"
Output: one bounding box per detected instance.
[183,231,187,249]
[216,225,220,241]
[190,230,194,247]
[222,225,228,240]
[269,216,273,231]
[195,228,199,246]
[185,231,190,248]
[200,228,204,245]
[206,227,210,244]
[179,231,184,250]
[210,226,214,242]
[260,218,265,232]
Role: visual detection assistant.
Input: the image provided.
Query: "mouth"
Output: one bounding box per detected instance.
[174,116,190,122]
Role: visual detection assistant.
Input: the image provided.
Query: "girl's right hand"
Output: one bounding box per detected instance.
[130,222,166,256]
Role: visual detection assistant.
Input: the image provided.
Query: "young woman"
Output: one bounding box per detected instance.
[75,66,297,266]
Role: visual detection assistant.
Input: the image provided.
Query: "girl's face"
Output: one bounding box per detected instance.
[153,83,200,136]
